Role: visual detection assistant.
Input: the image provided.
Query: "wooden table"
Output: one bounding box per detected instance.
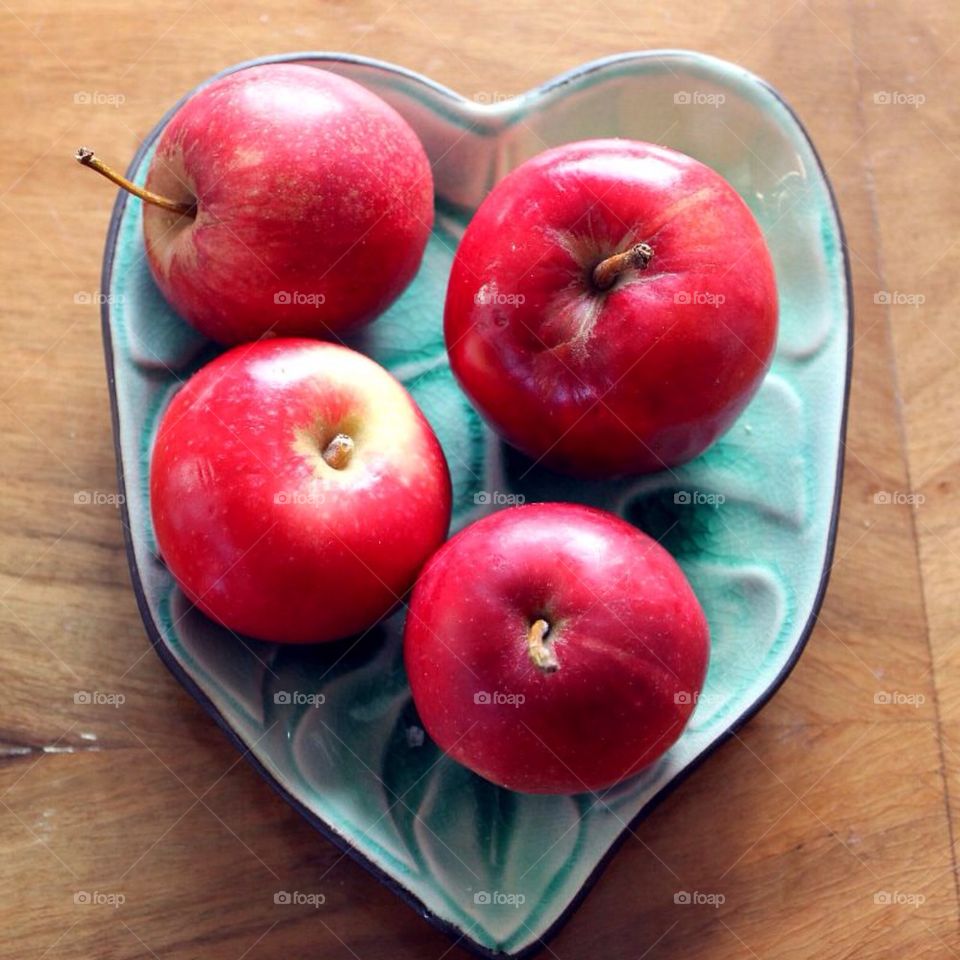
[1,1,956,957]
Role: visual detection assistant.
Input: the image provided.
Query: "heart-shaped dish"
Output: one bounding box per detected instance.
[99,50,851,958]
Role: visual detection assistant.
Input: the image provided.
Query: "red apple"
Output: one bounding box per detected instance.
[444,139,778,477]
[150,338,451,644]
[122,64,433,343]
[404,503,710,793]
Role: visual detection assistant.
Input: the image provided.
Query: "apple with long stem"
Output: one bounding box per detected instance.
[404,503,710,793]
[150,338,451,644]
[444,139,778,478]
[79,63,434,344]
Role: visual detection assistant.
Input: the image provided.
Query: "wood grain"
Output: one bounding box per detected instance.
[0,1,957,957]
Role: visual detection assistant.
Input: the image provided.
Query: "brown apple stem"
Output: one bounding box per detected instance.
[75,147,196,217]
[527,618,558,673]
[322,434,355,469]
[591,242,654,291]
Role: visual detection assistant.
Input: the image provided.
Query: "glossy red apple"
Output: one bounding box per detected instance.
[150,338,451,644]
[404,503,710,793]
[444,139,778,477]
[81,63,434,343]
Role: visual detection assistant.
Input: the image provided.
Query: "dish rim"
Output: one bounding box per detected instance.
[98,48,854,960]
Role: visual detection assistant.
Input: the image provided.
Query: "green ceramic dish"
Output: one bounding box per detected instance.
[99,50,851,958]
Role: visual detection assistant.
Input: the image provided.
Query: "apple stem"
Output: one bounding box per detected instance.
[322,434,355,470]
[75,147,197,217]
[591,242,654,291]
[527,619,558,673]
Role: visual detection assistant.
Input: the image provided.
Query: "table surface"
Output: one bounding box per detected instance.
[1,1,957,958]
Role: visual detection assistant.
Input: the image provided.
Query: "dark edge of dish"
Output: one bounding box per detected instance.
[98,50,854,960]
